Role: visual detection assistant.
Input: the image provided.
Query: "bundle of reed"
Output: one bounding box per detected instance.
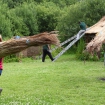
[0,31,60,58]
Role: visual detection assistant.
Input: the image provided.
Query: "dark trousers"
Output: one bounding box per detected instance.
[42,49,54,62]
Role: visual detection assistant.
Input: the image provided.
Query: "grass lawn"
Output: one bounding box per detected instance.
[0,54,105,105]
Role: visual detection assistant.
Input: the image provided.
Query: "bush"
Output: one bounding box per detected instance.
[14,2,38,35]
[36,2,61,32]
[76,38,87,60]
[56,0,105,42]
[76,38,100,61]
[89,54,99,61]
[4,54,19,63]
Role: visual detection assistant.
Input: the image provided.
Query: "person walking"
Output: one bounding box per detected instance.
[76,21,87,39]
[0,35,3,95]
[42,44,54,62]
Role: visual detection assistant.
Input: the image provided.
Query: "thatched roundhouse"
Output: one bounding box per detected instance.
[85,16,105,55]
[16,46,42,59]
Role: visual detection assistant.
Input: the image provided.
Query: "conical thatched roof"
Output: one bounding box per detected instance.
[86,16,105,34]
[85,16,105,54]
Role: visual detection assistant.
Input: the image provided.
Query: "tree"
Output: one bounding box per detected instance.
[56,0,105,42]
[36,2,61,32]
[14,2,38,35]
[0,1,12,37]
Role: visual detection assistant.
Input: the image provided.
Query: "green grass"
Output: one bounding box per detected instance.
[1,54,105,105]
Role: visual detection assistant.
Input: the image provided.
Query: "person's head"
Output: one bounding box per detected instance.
[78,21,81,24]
[0,35,2,42]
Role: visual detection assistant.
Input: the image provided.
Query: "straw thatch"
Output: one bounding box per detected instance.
[0,31,60,58]
[86,16,105,54]
[85,16,105,34]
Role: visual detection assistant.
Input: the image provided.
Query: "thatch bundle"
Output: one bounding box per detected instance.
[0,31,60,58]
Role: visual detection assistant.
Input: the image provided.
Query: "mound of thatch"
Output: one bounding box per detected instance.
[0,31,60,58]
[86,16,105,54]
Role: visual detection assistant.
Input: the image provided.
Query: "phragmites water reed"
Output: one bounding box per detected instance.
[0,31,60,58]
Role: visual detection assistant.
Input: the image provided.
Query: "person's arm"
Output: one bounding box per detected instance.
[48,45,52,52]
[48,44,51,50]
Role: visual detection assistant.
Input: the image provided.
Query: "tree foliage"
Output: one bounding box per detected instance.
[36,2,61,32]
[0,0,105,41]
[0,1,12,37]
[56,0,105,42]
[14,2,38,35]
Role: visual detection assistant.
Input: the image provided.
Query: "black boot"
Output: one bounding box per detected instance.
[0,88,2,95]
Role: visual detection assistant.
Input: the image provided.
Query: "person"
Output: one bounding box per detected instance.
[14,35,20,39]
[79,21,87,30]
[76,21,87,39]
[13,35,23,62]
[0,35,3,95]
[42,44,54,62]
[0,57,3,95]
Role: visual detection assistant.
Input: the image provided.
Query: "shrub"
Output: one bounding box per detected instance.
[76,38,87,60]
[4,54,19,63]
